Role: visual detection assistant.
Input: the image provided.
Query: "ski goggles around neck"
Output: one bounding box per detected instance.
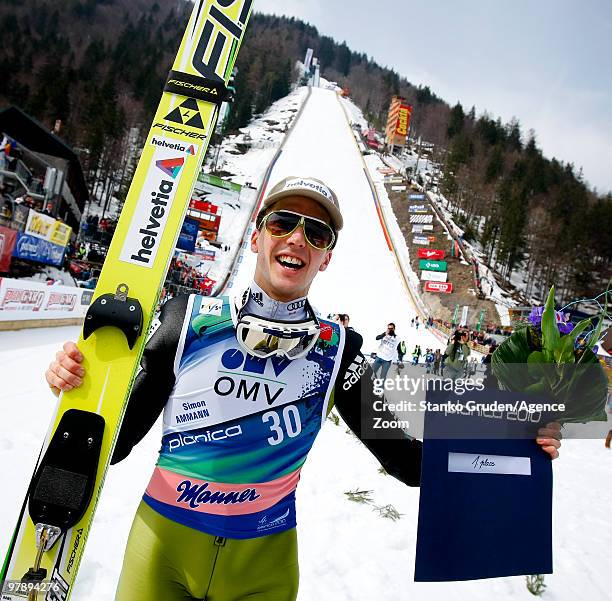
[260,210,336,250]
[236,299,321,360]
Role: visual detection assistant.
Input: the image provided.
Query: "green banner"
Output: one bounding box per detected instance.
[476,309,486,332]
[197,172,242,192]
[419,259,447,272]
[452,303,459,326]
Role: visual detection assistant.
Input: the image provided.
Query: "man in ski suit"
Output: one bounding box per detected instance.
[46,176,561,601]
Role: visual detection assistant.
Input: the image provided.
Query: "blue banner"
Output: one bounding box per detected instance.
[177,217,199,253]
[13,233,66,267]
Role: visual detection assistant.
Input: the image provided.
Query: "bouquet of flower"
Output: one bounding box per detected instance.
[492,286,609,423]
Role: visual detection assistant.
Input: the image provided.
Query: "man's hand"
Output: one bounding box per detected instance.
[536,421,562,459]
[45,341,84,396]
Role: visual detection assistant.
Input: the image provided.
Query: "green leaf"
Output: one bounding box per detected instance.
[584,286,609,356]
[527,351,548,379]
[554,319,591,364]
[540,286,560,361]
[527,351,546,363]
[523,381,550,395]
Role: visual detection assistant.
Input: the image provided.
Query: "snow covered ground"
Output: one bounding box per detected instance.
[0,86,610,601]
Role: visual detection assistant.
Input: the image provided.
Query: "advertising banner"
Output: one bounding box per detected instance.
[424,281,453,294]
[0,278,92,321]
[412,225,424,234]
[13,233,66,267]
[409,204,428,212]
[25,211,55,239]
[409,194,426,200]
[413,235,430,245]
[195,173,242,199]
[197,249,216,261]
[418,249,445,260]
[410,214,433,224]
[50,220,72,246]
[423,225,434,231]
[385,96,413,147]
[24,211,72,247]
[119,137,198,268]
[177,217,199,253]
[0,226,18,272]
[420,270,447,282]
[304,48,314,72]
[396,104,412,138]
[419,259,447,272]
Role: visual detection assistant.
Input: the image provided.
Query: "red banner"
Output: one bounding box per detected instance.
[425,281,453,294]
[418,249,445,260]
[0,226,17,272]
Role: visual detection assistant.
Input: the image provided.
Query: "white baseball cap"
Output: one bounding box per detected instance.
[258,176,343,231]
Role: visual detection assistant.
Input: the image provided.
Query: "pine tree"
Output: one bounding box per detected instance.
[447,103,465,138]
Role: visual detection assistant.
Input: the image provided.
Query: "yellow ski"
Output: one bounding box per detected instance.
[1,2,253,599]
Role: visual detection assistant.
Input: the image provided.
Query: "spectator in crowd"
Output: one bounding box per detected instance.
[444,330,471,380]
[396,340,406,367]
[372,323,398,382]
[433,349,442,375]
[424,348,435,373]
[466,356,478,377]
[411,344,422,365]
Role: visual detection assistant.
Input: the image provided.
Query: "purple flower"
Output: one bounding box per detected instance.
[528,306,574,334]
[528,306,544,327]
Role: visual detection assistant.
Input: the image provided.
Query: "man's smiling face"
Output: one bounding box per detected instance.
[251,195,334,302]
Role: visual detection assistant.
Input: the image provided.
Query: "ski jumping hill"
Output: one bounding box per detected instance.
[0,85,609,600]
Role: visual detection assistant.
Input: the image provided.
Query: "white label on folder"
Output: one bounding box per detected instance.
[448,452,531,475]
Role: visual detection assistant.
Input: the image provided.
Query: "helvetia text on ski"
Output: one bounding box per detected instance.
[1,2,253,599]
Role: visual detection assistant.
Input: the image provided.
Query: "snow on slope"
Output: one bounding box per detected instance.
[231,87,439,355]
[0,87,610,601]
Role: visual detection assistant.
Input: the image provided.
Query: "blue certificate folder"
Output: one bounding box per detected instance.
[414,390,553,582]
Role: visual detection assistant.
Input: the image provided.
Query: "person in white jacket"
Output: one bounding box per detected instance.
[372,323,398,381]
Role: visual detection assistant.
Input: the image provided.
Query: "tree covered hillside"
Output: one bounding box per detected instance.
[0,1,609,302]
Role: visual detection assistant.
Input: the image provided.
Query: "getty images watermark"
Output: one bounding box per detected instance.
[372,375,566,415]
[356,366,598,440]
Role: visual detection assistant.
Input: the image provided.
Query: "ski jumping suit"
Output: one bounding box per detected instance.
[112,286,422,601]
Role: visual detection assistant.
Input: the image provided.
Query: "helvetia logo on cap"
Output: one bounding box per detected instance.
[284,178,332,199]
[156,157,184,179]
